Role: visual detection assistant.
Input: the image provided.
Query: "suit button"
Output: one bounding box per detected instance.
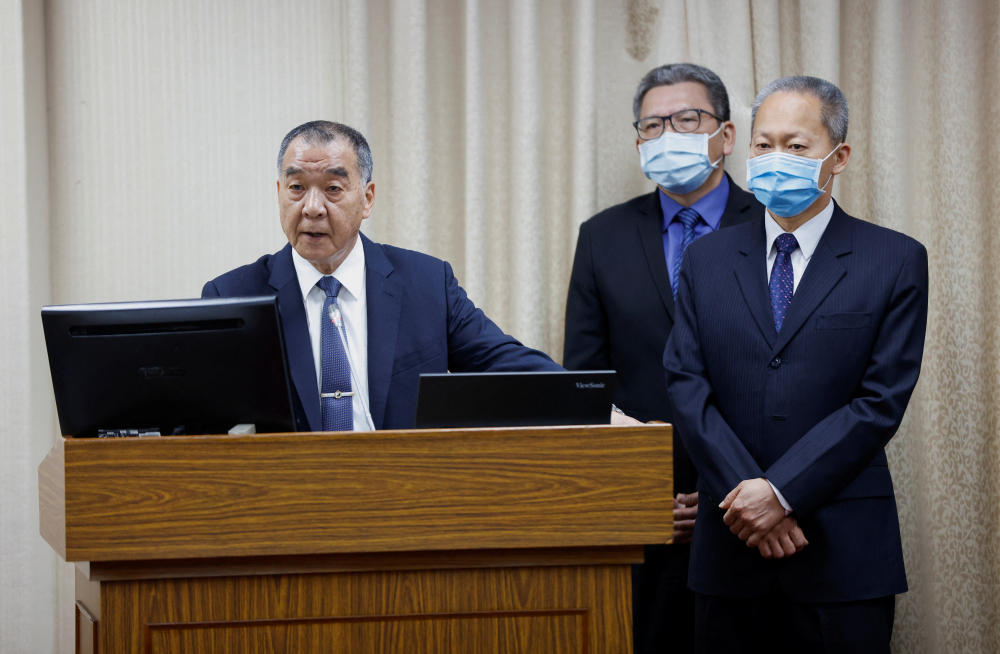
[770,358,782,368]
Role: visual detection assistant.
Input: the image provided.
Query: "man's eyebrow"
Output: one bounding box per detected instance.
[756,130,809,140]
[282,166,351,179]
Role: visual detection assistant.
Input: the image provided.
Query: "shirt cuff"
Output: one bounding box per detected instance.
[766,480,793,515]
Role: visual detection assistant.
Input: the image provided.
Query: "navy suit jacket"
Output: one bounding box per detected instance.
[664,202,928,602]
[203,234,562,431]
[563,174,762,494]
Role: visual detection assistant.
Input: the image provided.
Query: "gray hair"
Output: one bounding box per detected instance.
[632,63,731,122]
[277,120,373,185]
[751,76,849,144]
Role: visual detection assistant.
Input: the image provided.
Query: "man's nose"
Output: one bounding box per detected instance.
[302,188,326,217]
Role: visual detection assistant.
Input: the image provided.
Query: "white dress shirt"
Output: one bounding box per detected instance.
[764,201,835,291]
[291,238,371,432]
[761,200,835,513]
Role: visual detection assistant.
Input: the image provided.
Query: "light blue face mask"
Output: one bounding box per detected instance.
[639,123,724,195]
[745,144,842,218]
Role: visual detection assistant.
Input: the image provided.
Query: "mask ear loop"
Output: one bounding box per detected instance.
[707,121,726,169]
[816,143,843,191]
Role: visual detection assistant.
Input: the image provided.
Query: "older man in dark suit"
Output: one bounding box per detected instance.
[664,76,928,653]
[564,63,762,653]
[204,121,563,433]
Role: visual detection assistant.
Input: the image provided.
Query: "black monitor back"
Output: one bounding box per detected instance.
[414,370,616,429]
[42,296,295,437]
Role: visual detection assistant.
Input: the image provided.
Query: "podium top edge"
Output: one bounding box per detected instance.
[61,423,672,443]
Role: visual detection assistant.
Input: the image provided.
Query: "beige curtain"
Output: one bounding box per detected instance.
[836,2,1000,651]
[354,0,655,355]
[346,1,1000,652]
[0,1,996,652]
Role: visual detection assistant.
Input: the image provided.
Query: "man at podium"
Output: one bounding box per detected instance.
[203,120,563,432]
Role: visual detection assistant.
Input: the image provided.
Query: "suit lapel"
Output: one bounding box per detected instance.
[636,191,676,320]
[361,234,402,431]
[770,205,852,358]
[269,244,322,432]
[734,218,777,348]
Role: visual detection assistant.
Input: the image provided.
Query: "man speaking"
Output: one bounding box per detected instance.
[664,77,928,652]
[203,121,562,432]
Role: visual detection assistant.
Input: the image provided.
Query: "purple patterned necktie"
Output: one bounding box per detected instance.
[769,233,799,332]
[318,276,353,431]
[671,207,702,298]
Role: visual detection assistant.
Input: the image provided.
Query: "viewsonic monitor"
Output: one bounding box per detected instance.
[414,370,616,429]
[42,297,295,438]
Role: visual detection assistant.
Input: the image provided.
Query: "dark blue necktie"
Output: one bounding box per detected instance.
[769,233,799,332]
[318,276,353,431]
[671,207,702,298]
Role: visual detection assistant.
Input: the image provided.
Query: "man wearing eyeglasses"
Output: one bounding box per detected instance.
[563,63,762,653]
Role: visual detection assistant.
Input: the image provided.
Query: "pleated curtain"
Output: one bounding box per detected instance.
[343,2,1000,652]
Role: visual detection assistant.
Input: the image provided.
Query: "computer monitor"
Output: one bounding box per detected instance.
[413,370,617,429]
[42,296,295,437]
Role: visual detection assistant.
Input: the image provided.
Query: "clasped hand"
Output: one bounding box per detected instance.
[720,479,808,559]
[672,492,698,544]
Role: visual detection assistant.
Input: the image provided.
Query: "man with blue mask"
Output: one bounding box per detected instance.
[564,63,762,654]
[664,76,928,652]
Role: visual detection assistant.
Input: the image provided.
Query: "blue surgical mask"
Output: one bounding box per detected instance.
[745,145,842,218]
[639,123,724,195]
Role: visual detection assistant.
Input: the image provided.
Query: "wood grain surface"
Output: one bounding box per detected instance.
[84,545,644,581]
[75,565,101,654]
[42,424,673,562]
[38,437,66,558]
[95,562,631,653]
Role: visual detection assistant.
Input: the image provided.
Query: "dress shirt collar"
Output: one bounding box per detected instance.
[764,200,835,262]
[659,173,730,232]
[291,234,367,303]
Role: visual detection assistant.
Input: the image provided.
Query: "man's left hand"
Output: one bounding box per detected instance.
[757,516,808,559]
[719,479,785,548]
[610,409,642,425]
[671,492,698,544]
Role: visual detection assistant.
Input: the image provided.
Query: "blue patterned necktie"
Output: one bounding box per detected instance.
[769,233,799,332]
[318,276,353,431]
[671,207,702,298]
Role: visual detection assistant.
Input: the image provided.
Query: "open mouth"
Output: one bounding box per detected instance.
[302,232,327,239]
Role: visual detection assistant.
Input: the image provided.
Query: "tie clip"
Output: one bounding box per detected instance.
[321,391,354,399]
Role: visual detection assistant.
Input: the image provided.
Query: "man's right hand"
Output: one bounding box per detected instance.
[757,517,808,559]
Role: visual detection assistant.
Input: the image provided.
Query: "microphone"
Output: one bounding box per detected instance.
[327,303,375,431]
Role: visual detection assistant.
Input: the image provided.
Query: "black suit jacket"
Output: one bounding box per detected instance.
[563,174,762,493]
[664,202,927,601]
[203,234,562,431]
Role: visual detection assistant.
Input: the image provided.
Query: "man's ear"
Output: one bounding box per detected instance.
[832,143,851,175]
[722,121,736,156]
[362,181,376,220]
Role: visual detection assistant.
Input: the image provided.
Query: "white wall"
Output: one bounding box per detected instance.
[46,0,351,305]
[1,0,61,651]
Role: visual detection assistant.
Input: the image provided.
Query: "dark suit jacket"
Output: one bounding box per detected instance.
[664,201,928,602]
[203,234,562,431]
[563,173,762,493]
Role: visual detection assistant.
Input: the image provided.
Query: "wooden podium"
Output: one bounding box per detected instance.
[39,424,672,653]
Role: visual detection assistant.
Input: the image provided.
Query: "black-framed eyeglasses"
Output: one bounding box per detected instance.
[633,109,724,140]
